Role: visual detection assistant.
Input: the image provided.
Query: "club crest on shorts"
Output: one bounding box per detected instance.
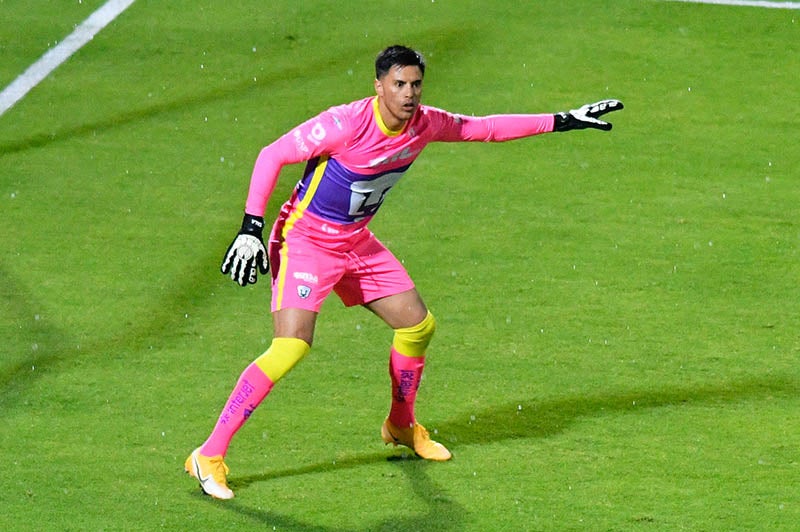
[297,285,312,299]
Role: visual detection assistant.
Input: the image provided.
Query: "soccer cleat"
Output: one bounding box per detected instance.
[381,418,452,461]
[184,448,234,500]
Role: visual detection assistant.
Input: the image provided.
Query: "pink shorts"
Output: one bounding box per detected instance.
[268,205,415,312]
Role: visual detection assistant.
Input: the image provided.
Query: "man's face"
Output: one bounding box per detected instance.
[374,64,423,131]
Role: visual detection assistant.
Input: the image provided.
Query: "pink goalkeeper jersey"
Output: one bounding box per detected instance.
[245,96,555,225]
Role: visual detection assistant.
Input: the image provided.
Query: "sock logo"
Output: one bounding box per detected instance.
[396,369,417,402]
[221,379,256,424]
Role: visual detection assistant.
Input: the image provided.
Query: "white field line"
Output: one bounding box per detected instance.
[0,0,795,119]
[667,0,800,8]
[0,0,136,117]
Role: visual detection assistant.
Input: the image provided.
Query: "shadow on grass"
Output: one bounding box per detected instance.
[0,27,471,158]
[436,374,799,447]
[0,252,230,400]
[0,264,75,392]
[205,373,796,529]
[220,454,465,532]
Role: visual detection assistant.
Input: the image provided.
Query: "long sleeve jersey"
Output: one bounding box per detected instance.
[245,96,555,225]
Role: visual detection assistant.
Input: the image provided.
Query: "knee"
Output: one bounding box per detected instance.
[392,311,436,357]
[254,337,311,382]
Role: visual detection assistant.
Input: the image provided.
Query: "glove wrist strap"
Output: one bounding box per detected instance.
[240,213,265,238]
[553,112,574,132]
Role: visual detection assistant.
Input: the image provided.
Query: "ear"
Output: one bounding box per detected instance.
[374,77,383,97]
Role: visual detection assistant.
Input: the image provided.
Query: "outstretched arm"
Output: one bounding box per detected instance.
[434,98,623,142]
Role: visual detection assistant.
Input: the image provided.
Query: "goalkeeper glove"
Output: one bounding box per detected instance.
[220,213,270,287]
[553,99,624,132]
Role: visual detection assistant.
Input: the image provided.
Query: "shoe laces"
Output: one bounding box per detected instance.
[414,423,430,440]
[205,455,230,484]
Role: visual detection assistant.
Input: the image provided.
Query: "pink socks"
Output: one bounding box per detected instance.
[200,363,274,457]
[388,347,425,428]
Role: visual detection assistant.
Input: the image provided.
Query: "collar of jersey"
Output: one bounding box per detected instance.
[372,97,405,137]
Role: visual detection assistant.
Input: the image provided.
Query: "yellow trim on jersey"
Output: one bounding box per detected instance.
[373,97,404,137]
[275,156,329,310]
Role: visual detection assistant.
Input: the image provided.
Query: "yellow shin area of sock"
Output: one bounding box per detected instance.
[392,311,436,357]
[254,337,311,382]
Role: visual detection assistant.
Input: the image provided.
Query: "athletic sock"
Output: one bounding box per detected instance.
[387,312,435,428]
[388,347,425,429]
[199,337,310,457]
[200,362,274,457]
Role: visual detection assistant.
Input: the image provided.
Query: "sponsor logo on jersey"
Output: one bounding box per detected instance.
[293,129,310,154]
[369,146,418,168]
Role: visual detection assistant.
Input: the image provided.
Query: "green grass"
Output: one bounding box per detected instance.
[2,0,799,530]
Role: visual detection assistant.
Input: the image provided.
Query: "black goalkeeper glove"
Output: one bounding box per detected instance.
[553,99,624,132]
[220,213,270,287]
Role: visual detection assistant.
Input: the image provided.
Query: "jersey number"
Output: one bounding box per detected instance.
[349,171,404,220]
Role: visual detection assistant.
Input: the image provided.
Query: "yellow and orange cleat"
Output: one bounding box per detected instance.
[381,418,452,461]
[184,448,234,500]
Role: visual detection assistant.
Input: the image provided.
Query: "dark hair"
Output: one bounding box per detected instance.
[375,45,426,79]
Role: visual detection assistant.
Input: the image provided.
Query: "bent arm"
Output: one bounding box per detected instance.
[244,110,347,216]
[244,137,295,217]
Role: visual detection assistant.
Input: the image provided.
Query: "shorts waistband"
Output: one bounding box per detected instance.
[277,204,372,248]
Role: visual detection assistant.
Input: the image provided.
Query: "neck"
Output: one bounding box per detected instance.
[375,97,406,132]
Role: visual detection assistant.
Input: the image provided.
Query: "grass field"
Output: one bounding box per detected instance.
[2,0,799,530]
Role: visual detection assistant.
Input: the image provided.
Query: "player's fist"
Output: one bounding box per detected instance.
[554,99,624,132]
[220,214,269,287]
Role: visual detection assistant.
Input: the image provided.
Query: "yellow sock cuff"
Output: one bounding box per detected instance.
[392,311,436,357]
[254,337,310,383]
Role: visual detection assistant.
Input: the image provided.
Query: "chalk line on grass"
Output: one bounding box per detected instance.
[668,0,800,8]
[0,0,136,117]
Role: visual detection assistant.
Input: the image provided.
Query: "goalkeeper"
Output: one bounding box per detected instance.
[185,44,623,499]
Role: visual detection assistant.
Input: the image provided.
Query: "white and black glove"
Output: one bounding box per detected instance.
[220,213,269,287]
[553,99,624,132]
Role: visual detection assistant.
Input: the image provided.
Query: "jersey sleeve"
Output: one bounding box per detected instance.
[425,107,555,143]
[244,107,350,216]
